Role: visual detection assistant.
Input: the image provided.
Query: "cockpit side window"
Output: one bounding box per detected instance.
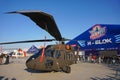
[45,49,54,57]
[55,50,61,58]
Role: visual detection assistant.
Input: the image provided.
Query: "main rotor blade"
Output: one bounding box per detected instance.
[7,11,63,41]
[0,39,55,45]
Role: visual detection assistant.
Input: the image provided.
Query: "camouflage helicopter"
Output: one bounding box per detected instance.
[0,11,77,73]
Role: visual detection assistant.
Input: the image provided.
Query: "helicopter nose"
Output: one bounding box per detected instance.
[26,57,35,69]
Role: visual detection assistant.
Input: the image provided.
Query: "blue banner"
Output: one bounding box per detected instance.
[67,24,120,50]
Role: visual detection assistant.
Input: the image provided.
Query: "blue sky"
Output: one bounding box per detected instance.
[0,0,120,49]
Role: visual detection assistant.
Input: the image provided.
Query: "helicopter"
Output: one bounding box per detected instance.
[0,11,77,73]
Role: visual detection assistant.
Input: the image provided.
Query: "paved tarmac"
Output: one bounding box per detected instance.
[0,58,120,80]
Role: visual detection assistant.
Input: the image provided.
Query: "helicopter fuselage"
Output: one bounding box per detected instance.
[26,44,76,73]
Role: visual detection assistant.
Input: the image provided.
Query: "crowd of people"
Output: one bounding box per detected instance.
[75,51,120,65]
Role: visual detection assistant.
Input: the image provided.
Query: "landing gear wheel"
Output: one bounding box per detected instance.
[63,66,71,73]
[66,66,71,73]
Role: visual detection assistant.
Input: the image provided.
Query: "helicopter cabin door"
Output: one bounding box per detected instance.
[44,49,59,71]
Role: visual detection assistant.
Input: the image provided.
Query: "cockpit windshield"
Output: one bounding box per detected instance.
[26,49,43,63]
[32,49,43,58]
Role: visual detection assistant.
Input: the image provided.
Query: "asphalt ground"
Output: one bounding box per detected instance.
[0,58,120,80]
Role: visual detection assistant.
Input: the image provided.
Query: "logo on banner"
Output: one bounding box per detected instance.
[89,25,106,40]
[114,34,120,43]
[78,40,86,47]
[87,38,112,46]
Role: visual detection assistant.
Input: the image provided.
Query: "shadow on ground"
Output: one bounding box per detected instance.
[91,75,119,80]
[0,76,16,80]
[24,68,53,73]
[91,64,120,80]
